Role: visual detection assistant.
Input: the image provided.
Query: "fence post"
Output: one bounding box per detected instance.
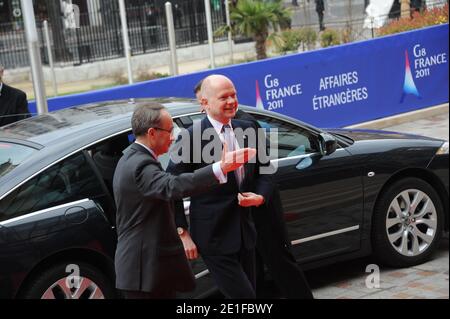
[224,0,233,63]
[43,20,58,96]
[20,0,48,114]
[371,17,374,38]
[119,0,134,85]
[165,2,179,76]
[204,0,215,69]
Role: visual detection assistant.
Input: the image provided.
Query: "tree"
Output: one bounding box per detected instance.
[229,0,291,60]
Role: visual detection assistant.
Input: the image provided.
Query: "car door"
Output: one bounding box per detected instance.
[250,113,364,264]
[0,151,117,289]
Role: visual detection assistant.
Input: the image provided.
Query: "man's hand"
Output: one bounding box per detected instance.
[220,142,256,174]
[179,231,198,260]
[238,192,265,207]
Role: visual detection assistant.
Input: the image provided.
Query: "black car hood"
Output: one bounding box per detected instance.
[325,128,443,142]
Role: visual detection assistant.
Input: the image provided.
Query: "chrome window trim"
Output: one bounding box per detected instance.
[0,113,203,202]
[270,148,346,165]
[245,110,322,134]
[291,225,360,246]
[0,198,90,226]
[194,269,210,280]
[193,225,361,279]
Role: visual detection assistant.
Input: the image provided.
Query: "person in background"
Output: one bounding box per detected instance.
[0,62,30,127]
[315,0,325,31]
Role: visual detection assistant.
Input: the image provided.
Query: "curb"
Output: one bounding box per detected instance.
[345,103,449,129]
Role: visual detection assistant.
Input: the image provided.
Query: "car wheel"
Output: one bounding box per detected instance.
[372,177,443,267]
[22,262,116,299]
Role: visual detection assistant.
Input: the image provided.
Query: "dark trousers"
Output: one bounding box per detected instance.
[253,187,314,299]
[121,289,176,299]
[202,248,256,299]
[255,242,313,299]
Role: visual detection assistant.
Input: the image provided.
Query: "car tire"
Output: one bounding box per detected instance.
[372,177,443,267]
[22,262,116,299]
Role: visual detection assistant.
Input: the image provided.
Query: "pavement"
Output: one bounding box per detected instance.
[305,108,449,299]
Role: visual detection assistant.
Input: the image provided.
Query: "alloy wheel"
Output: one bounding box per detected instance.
[41,276,105,299]
[385,189,438,257]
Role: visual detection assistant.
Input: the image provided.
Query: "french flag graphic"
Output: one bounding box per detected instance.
[401,50,421,102]
[255,80,265,110]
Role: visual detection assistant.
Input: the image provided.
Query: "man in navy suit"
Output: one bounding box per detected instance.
[193,79,314,299]
[168,75,273,298]
[0,63,30,127]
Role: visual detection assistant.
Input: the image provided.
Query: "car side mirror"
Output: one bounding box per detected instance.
[318,133,338,156]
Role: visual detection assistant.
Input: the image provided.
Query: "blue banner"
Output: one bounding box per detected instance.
[29,24,449,128]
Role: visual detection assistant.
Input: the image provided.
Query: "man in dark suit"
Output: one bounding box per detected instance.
[168,75,273,298]
[193,80,314,299]
[0,63,31,127]
[113,102,255,299]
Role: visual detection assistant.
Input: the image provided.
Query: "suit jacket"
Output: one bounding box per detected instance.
[234,110,290,246]
[167,117,273,255]
[315,0,325,13]
[113,143,219,293]
[0,84,30,127]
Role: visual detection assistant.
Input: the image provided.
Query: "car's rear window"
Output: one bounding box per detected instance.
[0,142,37,178]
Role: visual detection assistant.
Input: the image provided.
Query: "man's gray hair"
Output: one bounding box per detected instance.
[131,102,166,137]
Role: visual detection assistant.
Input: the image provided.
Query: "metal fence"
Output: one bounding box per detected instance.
[0,0,228,69]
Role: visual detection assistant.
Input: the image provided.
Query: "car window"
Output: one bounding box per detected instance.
[0,152,105,223]
[0,142,37,178]
[89,133,132,194]
[251,114,319,159]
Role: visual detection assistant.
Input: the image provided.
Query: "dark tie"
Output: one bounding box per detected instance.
[222,124,243,186]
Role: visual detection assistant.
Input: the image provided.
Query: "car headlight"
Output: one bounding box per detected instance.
[436,141,449,155]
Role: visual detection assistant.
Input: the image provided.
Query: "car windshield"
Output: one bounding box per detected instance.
[0,142,37,178]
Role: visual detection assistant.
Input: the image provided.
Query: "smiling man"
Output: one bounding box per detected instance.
[168,75,273,299]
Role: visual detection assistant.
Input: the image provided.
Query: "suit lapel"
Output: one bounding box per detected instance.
[200,117,222,164]
[131,143,162,170]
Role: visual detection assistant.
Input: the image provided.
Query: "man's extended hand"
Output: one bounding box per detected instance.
[220,142,256,174]
[179,231,198,260]
[238,192,265,207]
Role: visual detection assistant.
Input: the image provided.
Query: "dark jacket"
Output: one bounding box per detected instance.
[112,143,219,293]
[315,0,325,13]
[167,117,273,255]
[0,83,30,127]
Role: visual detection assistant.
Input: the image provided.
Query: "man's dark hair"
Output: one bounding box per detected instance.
[131,102,165,137]
[193,79,204,94]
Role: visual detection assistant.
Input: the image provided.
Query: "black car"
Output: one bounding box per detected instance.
[0,99,448,299]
